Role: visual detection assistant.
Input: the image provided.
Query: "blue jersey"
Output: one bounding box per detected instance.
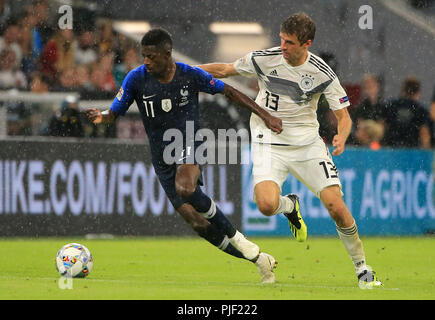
[110,62,225,168]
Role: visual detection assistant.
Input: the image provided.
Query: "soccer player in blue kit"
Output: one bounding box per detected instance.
[86,28,283,283]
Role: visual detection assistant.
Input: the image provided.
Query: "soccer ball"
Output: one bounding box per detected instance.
[55,243,93,278]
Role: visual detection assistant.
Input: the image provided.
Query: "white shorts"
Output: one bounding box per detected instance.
[251,137,342,198]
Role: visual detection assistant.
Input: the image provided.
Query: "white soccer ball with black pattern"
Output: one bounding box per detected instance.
[55,243,93,277]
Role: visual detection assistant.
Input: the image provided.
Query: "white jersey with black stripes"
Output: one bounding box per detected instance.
[234,47,350,146]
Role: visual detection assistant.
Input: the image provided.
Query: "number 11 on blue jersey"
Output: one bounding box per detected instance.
[144,100,155,118]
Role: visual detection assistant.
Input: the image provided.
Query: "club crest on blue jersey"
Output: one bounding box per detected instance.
[179,85,189,107]
[180,85,189,97]
[161,98,172,112]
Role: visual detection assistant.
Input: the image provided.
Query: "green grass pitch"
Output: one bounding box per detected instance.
[0,236,434,300]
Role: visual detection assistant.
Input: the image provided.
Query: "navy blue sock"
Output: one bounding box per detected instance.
[209,205,237,238]
[186,187,236,238]
[223,243,245,259]
[197,223,245,260]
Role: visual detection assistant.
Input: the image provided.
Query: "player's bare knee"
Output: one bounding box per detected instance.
[175,183,195,199]
[256,198,277,216]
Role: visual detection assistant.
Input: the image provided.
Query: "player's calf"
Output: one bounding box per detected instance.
[320,185,354,227]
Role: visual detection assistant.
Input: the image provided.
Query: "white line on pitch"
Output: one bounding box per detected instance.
[0,275,400,291]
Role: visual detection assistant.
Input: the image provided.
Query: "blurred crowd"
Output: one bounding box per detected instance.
[0,0,434,149]
[0,0,140,137]
[0,0,141,96]
[344,74,435,150]
[316,52,435,150]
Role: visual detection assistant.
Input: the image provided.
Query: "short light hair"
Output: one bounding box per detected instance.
[280,12,316,44]
[359,120,384,141]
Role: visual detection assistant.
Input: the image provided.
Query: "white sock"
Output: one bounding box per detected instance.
[272,196,294,215]
[229,231,260,260]
[336,221,367,274]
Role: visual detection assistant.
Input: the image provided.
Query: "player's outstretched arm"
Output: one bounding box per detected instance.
[197,63,239,79]
[85,108,117,124]
[222,83,282,134]
[332,108,352,156]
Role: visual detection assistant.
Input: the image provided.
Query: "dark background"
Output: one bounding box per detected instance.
[0,138,242,236]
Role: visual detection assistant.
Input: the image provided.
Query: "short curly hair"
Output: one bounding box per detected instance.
[141,28,173,51]
[280,12,316,44]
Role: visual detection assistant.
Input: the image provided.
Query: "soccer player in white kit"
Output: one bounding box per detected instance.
[199,12,382,288]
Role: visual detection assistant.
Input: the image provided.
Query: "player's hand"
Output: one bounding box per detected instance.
[332,134,345,156]
[85,108,103,124]
[265,115,283,134]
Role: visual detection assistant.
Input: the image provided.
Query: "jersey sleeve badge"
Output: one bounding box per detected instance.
[339,96,349,104]
[116,87,124,101]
